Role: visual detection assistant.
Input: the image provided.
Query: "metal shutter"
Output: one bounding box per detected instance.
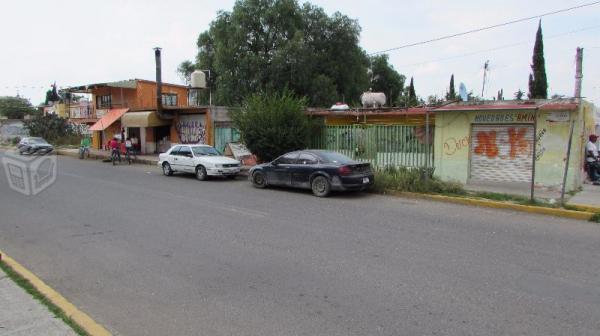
[470,124,534,183]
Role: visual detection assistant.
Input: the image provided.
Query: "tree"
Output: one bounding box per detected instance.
[497,89,504,101]
[514,89,525,100]
[181,0,373,107]
[369,55,405,106]
[232,91,311,162]
[24,114,74,143]
[0,96,37,119]
[408,77,418,107]
[177,60,196,85]
[528,21,548,99]
[445,74,456,100]
[45,83,61,105]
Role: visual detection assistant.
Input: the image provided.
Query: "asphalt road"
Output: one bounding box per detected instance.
[0,150,599,336]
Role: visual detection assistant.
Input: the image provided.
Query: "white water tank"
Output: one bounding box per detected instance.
[191,70,207,89]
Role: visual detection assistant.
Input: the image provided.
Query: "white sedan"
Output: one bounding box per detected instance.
[158,144,241,180]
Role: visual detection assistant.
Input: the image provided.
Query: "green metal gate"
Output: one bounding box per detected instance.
[215,127,240,154]
[311,125,433,168]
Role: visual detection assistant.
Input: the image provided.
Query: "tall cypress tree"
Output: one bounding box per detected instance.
[528,21,548,99]
[446,74,456,100]
[408,77,417,107]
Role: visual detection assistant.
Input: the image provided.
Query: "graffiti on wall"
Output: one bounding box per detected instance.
[473,127,533,160]
[176,116,206,144]
[443,136,470,156]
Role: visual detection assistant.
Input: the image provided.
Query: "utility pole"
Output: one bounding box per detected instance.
[560,47,583,205]
[481,60,489,98]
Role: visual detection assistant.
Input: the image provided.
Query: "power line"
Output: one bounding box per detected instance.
[396,24,600,68]
[369,1,600,55]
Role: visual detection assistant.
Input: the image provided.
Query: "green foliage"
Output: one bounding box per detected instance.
[369,55,405,105]
[232,91,311,162]
[182,0,373,107]
[24,114,74,143]
[528,21,548,99]
[445,74,456,100]
[45,84,61,105]
[590,213,600,223]
[11,136,21,145]
[407,77,418,107]
[0,96,37,119]
[372,166,465,194]
[514,89,525,100]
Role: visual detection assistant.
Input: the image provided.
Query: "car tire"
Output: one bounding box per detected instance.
[311,175,331,197]
[251,171,267,188]
[162,162,173,176]
[195,165,207,181]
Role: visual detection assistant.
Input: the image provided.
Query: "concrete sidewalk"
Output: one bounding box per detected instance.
[568,183,600,210]
[0,268,75,336]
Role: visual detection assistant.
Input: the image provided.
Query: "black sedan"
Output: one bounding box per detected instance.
[17,137,54,155]
[249,150,374,197]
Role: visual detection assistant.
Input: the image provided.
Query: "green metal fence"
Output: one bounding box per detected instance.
[215,127,241,154]
[311,125,433,168]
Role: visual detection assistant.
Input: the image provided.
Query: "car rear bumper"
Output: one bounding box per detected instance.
[331,174,374,191]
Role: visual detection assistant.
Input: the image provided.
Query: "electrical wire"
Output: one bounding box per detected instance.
[396,24,600,68]
[369,1,600,55]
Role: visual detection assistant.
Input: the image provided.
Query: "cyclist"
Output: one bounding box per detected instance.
[109,136,121,163]
[79,135,91,159]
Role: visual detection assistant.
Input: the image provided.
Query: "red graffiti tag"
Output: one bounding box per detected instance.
[474,131,499,158]
[508,127,529,159]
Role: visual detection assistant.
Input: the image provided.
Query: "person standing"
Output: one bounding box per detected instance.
[79,135,91,159]
[586,134,600,184]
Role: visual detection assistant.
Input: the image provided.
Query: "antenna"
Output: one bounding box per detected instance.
[481,60,489,98]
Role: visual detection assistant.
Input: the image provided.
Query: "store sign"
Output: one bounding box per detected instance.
[176,114,206,144]
[473,112,535,124]
[546,111,570,122]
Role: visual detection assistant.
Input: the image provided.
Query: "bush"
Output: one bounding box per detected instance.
[232,91,312,162]
[11,136,21,145]
[24,114,74,144]
[372,166,465,195]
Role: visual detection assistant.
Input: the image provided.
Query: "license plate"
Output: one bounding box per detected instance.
[362,177,370,184]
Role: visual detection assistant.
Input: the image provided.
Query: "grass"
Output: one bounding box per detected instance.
[0,260,88,336]
[372,166,466,195]
[590,213,600,223]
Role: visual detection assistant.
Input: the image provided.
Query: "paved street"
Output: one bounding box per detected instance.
[0,151,599,336]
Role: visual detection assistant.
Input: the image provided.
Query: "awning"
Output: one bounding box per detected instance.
[121,111,171,128]
[89,108,128,131]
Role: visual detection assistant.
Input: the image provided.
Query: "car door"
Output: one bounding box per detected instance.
[291,152,319,188]
[266,152,297,186]
[177,146,195,173]
[168,146,182,171]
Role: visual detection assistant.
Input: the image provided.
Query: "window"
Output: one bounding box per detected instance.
[277,153,298,164]
[192,146,220,156]
[169,146,182,156]
[317,151,353,164]
[162,93,178,106]
[97,95,111,109]
[297,153,318,165]
[178,146,192,157]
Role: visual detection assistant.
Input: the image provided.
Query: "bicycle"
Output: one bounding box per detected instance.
[79,146,90,159]
[111,149,121,165]
[124,148,134,165]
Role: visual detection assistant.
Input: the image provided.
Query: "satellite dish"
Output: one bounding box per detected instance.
[459,82,468,101]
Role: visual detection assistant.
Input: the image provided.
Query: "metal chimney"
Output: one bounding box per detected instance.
[154,47,171,119]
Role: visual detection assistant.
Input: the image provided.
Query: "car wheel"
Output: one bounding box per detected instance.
[195,165,207,181]
[311,175,331,197]
[162,162,173,176]
[251,171,267,188]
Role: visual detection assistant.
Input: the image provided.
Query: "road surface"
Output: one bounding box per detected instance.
[0,151,599,335]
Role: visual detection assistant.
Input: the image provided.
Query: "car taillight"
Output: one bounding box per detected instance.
[338,166,352,175]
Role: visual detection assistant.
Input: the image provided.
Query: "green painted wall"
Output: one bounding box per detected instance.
[434,108,586,192]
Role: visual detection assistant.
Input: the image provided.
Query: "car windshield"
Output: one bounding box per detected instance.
[316,151,353,164]
[192,146,221,156]
[29,138,48,144]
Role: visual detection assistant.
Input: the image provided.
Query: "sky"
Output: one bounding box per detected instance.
[1,0,598,106]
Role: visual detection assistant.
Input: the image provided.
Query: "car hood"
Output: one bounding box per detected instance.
[196,156,240,165]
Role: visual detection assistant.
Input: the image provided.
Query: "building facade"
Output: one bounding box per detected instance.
[433,99,596,192]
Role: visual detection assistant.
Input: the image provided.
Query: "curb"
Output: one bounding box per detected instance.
[389,191,595,221]
[567,203,600,214]
[0,249,112,336]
